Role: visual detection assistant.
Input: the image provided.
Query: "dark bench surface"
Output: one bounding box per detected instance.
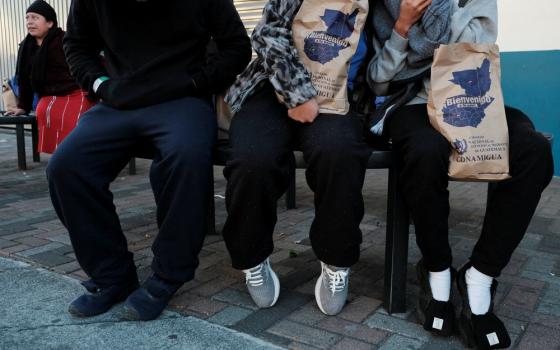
[0,115,36,124]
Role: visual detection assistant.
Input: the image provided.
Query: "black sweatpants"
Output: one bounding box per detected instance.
[47,96,217,287]
[388,104,554,277]
[223,83,371,269]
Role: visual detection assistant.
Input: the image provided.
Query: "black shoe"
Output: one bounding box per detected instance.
[121,274,182,321]
[457,263,511,349]
[416,260,455,336]
[68,279,139,318]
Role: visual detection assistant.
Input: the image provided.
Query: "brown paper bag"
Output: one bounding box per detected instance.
[2,79,18,112]
[427,43,510,181]
[292,0,368,115]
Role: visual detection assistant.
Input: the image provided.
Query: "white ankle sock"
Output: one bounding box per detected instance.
[465,266,493,315]
[429,268,451,302]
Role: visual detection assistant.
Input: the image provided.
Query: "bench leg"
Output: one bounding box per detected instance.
[16,124,27,170]
[207,169,218,235]
[31,121,40,162]
[128,158,137,175]
[384,160,409,314]
[285,164,296,210]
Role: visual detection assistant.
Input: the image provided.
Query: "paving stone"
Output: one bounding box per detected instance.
[207,306,254,326]
[52,261,81,274]
[338,296,382,323]
[516,324,560,349]
[232,290,311,335]
[212,288,259,311]
[287,342,322,350]
[267,320,341,349]
[317,317,388,344]
[186,297,228,317]
[331,337,375,350]
[2,244,32,254]
[520,270,560,286]
[418,337,465,350]
[27,251,73,267]
[536,302,560,317]
[16,242,64,257]
[190,276,237,297]
[287,302,327,326]
[523,256,557,274]
[378,335,424,350]
[503,285,542,311]
[496,304,534,322]
[531,313,560,330]
[47,234,71,245]
[539,283,560,306]
[0,239,17,249]
[12,236,50,247]
[364,313,429,342]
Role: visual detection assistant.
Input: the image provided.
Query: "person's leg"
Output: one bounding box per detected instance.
[388,104,452,273]
[387,104,455,335]
[470,106,554,277]
[456,107,552,349]
[46,103,141,316]
[222,83,294,308]
[297,111,370,315]
[121,96,217,320]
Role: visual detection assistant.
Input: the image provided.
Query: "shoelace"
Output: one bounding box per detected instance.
[324,266,349,295]
[245,262,266,287]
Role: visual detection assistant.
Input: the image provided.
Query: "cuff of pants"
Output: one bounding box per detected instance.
[230,246,274,271]
[469,258,501,278]
[313,245,360,268]
[422,258,452,273]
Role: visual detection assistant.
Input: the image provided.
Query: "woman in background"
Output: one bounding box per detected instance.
[5,0,94,154]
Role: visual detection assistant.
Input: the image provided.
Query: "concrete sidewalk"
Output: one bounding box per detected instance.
[0,257,280,350]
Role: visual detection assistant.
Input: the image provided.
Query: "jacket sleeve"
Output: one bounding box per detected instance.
[192,0,253,94]
[15,43,34,113]
[63,0,107,95]
[252,0,317,108]
[16,74,34,113]
[450,0,498,43]
[366,30,409,96]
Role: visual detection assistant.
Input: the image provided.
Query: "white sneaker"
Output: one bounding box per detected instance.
[315,262,349,315]
[242,258,280,308]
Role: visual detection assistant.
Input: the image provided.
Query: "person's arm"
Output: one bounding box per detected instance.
[252,0,317,110]
[367,0,433,95]
[192,0,252,95]
[366,31,410,96]
[63,0,107,96]
[450,0,497,43]
[15,74,34,114]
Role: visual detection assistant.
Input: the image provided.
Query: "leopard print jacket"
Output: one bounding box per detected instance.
[225,0,317,114]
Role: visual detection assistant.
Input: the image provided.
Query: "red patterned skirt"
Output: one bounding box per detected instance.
[35,90,95,154]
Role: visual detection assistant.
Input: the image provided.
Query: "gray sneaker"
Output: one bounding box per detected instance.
[243,258,280,308]
[315,262,349,315]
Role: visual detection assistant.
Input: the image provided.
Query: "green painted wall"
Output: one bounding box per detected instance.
[501,50,560,175]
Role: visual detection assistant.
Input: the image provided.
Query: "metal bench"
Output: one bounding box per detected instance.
[288,132,554,314]
[0,112,40,170]
[127,133,553,314]
[127,140,409,313]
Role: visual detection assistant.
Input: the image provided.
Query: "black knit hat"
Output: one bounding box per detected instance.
[26,0,57,27]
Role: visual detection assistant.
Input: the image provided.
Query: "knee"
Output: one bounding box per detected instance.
[225,148,288,181]
[404,130,450,169]
[307,137,368,168]
[46,147,80,184]
[518,132,554,181]
[166,142,213,169]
